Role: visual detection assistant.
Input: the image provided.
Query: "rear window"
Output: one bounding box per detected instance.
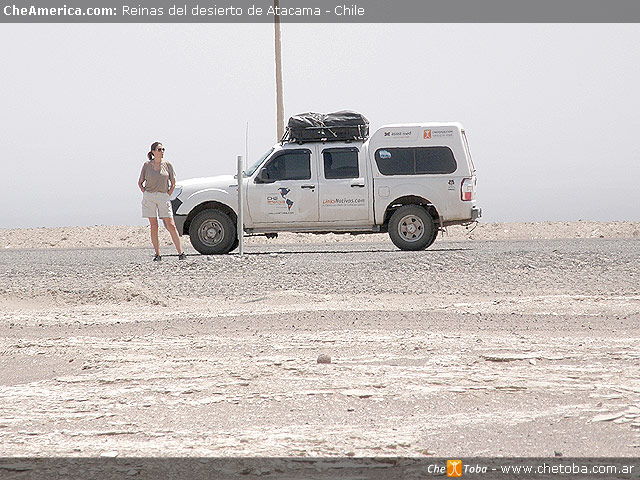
[375,147,457,175]
[323,148,359,179]
[462,130,475,172]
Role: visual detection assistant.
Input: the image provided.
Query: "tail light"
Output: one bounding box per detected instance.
[461,177,475,201]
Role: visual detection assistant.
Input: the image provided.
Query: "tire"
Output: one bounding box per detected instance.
[388,205,435,251]
[188,209,237,255]
[425,226,439,248]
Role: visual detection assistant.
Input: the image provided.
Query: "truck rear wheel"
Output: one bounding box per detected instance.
[188,209,237,255]
[388,205,435,251]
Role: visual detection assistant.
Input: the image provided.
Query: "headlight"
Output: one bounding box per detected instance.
[170,185,183,200]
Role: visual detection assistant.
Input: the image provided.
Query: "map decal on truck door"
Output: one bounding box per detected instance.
[279,188,294,211]
[266,187,294,214]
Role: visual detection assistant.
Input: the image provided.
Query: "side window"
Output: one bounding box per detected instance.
[263,150,311,181]
[415,148,457,174]
[323,148,360,179]
[375,148,414,175]
[375,147,457,175]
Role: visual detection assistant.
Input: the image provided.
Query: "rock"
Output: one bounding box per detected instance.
[340,389,375,398]
[100,451,119,458]
[0,464,34,472]
[592,412,624,422]
[482,354,537,362]
[317,354,331,364]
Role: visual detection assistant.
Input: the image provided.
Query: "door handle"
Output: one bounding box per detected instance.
[301,185,316,189]
[350,183,365,188]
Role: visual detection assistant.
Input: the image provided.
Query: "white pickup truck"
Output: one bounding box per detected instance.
[170,121,480,254]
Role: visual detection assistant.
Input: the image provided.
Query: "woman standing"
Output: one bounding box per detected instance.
[138,142,186,261]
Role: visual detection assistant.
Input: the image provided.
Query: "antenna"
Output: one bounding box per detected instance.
[245,122,249,170]
[274,0,284,141]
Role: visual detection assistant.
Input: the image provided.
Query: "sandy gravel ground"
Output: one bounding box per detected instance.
[0,222,639,461]
[1,221,639,250]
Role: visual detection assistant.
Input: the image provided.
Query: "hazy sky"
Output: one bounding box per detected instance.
[2,23,640,228]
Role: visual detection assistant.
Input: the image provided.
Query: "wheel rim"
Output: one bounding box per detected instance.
[397,214,425,242]
[198,219,224,247]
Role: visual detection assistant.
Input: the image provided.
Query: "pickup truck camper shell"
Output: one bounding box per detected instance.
[171,113,481,254]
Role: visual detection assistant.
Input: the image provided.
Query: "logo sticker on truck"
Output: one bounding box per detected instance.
[322,198,366,207]
[432,129,454,137]
[383,130,413,139]
[379,150,391,159]
[266,187,295,213]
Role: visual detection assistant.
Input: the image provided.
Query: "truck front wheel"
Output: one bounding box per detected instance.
[388,205,435,251]
[425,225,439,248]
[188,209,237,255]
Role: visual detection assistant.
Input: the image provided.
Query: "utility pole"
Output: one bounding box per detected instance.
[274,0,285,141]
[237,155,244,256]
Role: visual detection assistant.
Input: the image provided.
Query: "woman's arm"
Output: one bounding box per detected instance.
[167,162,176,196]
[138,164,146,192]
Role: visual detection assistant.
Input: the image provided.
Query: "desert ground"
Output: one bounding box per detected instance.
[0,222,639,466]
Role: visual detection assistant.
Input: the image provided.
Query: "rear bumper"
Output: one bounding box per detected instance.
[442,206,482,227]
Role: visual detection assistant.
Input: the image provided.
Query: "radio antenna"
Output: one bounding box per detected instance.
[245,122,249,170]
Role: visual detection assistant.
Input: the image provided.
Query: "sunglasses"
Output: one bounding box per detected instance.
[155,147,165,152]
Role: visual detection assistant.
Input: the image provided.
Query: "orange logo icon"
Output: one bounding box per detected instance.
[447,459,463,477]
[424,129,432,139]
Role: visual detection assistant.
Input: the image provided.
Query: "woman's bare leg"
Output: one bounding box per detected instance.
[162,217,183,254]
[148,217,160,255]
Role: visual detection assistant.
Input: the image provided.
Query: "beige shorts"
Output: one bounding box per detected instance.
[142,191,173,218]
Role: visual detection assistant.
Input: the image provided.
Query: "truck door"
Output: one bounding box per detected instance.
[247,148,320,225]
[318,146,371,224]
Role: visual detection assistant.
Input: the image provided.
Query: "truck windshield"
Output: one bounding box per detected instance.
[245,147,275,176]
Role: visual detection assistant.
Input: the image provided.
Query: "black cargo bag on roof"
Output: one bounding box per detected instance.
[283,110,369,143]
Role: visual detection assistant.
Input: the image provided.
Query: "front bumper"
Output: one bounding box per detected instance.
[174,214,187,236]
[170,198,187,235]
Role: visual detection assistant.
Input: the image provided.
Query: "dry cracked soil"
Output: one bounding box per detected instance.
[0,230,639,473]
